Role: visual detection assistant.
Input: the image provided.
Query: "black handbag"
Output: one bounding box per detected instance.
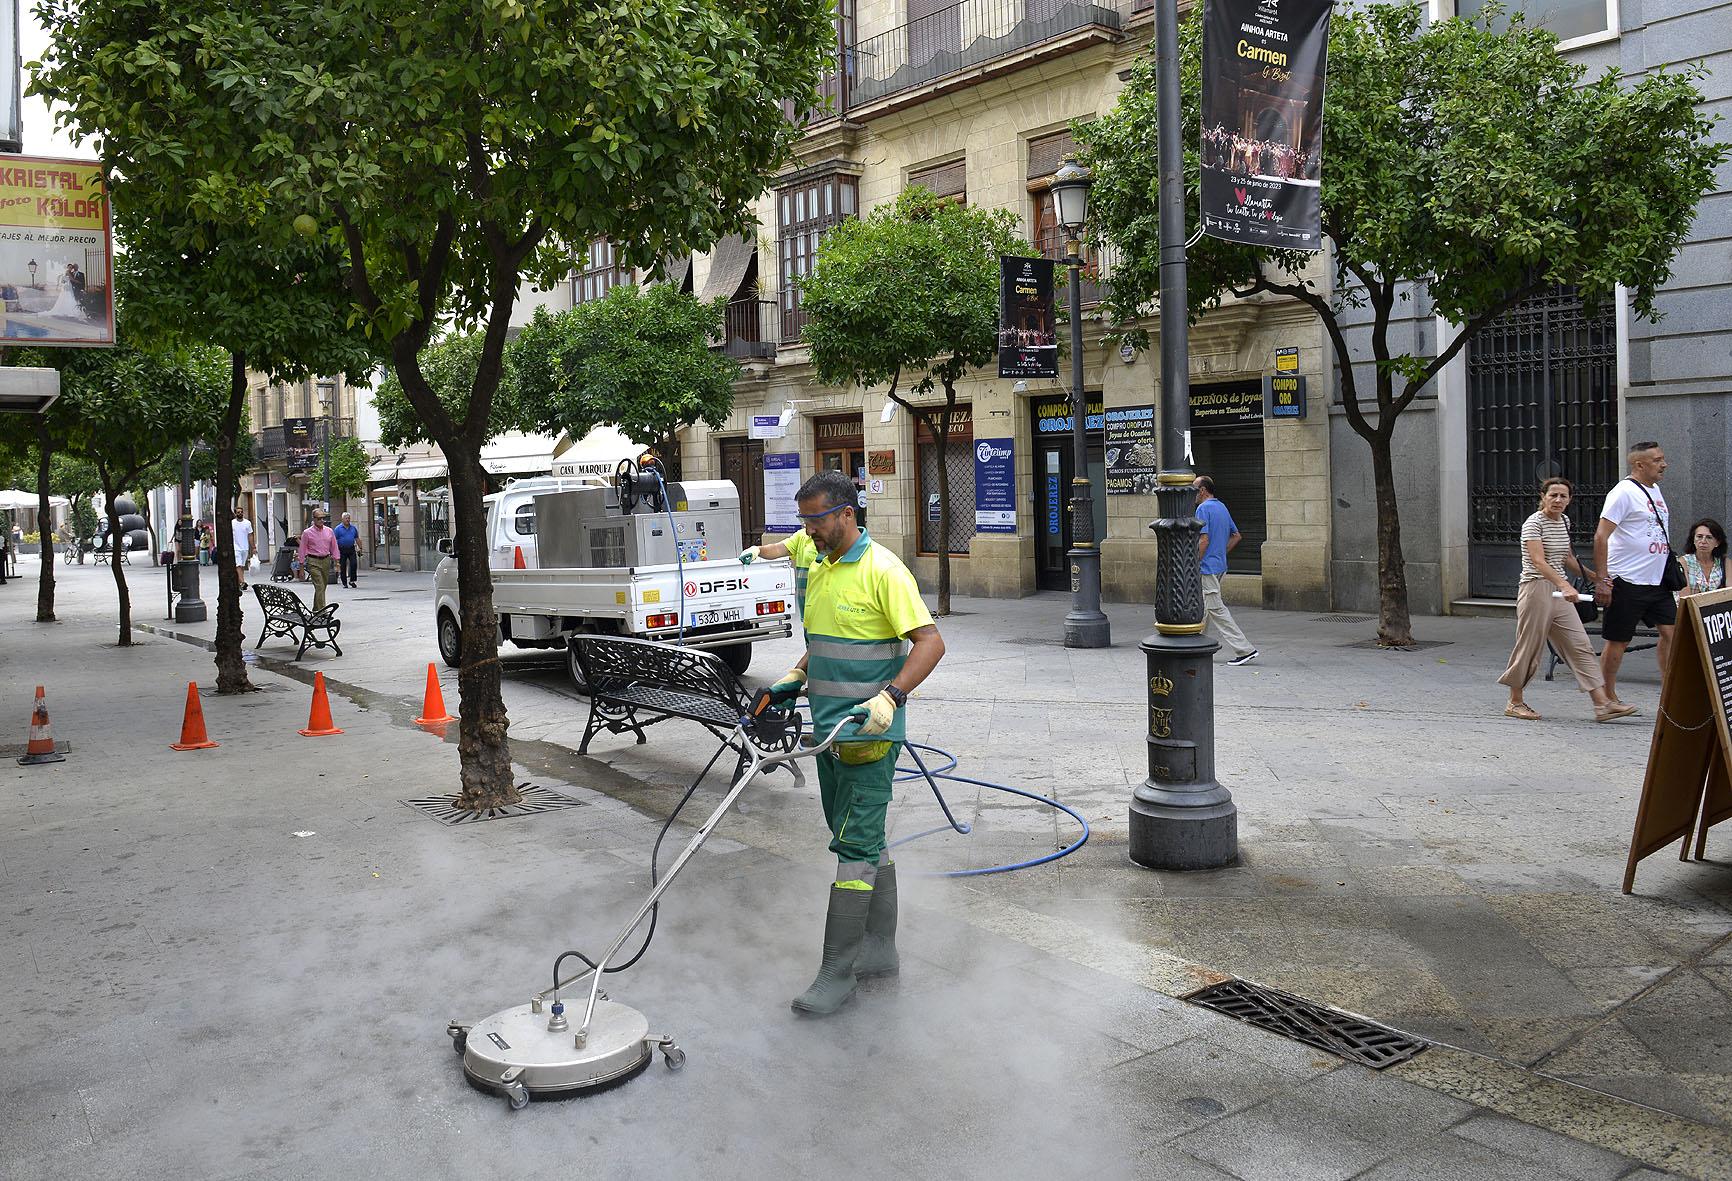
[1627,479,1687,593]
[1570,570,1599,624]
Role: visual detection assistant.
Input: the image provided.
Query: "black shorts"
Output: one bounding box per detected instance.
[1603,578,1677,643]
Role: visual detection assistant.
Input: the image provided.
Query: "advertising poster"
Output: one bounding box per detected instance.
[1104,405,1157,495]
[1266,374,1307,418]
[283,418,318,473]
[1033,393,1104,437]
[1189,380,1265,427]
[0,157,114,345]
[997,255,1057,379]
[1200,0,1333,250]
[974,438,1016,533]
[748,414,786,440]
[762,452,803,534]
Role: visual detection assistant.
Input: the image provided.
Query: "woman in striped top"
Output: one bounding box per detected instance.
[1498,478,1638,723]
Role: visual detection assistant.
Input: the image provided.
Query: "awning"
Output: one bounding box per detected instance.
[480,432,557,476]
[365,458,400,482]
[647,253,692,290]
[699,233,755,303]
[394,460,448,481]
[551,425,641,479]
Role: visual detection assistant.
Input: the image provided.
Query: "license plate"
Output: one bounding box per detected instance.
[689,607,741,627]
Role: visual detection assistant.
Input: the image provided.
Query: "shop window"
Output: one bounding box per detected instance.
[1027,129,1101,306]
[1451,0,1616,46]
[778,172,859,341]
[917,406,973,555]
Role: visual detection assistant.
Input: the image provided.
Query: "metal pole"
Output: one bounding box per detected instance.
[321,420,332,513]
[173,443,207,622]
[1129,0,1236,869]
[1062,240,1110,648]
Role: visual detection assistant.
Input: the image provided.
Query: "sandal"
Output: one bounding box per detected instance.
[1504,702,1541,720]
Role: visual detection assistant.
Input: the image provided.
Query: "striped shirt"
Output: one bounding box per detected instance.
[1519,512,1573,584]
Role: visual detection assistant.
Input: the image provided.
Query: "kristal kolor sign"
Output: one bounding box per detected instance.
[0,156,115,346]
[997,255,1057,379]
[1200,0,1332,251]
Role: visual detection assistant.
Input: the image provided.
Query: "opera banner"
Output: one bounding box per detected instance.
[997,255,1057,379]
[1200,0,1332,251]
[0,156,114,345]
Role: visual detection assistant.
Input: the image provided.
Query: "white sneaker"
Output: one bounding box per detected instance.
[1228,650,1259,666]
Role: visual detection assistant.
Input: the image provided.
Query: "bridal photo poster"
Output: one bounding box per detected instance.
[0,155,114,346]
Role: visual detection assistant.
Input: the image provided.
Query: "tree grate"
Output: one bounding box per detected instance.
[1184,979,1428,1069]
[1343,638,1453,651]
[400,784,588,826]
[1309,614,1376,624]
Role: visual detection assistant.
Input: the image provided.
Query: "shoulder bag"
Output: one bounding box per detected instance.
[1627,479,1687,593]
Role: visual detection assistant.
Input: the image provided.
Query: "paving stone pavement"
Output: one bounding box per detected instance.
[1,557,1726,1179]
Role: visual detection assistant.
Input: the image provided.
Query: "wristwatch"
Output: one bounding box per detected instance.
[882,684,908,708]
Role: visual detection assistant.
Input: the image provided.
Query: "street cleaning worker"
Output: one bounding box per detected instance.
[766,470,945,1015]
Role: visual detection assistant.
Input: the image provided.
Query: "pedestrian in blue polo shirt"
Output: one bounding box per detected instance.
[333,511,363,588]
[1194,476,1258,665]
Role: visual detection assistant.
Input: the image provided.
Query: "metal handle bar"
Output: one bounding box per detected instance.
[542,714,862,1018]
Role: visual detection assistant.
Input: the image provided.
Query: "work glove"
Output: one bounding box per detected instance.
[767,667,806,704]
[738,546,760,565]
[849,690,898,736]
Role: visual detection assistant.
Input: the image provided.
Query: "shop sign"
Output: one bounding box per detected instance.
[1266,374,1306,419]
[997,255,1058,379]
[283,417,318,472]
[973,439,1016,534]
[1188,380,1264,427]
[1104,405,1157,495]
[748,414,785,440]
[763,452,802,534]
[1274,346,1300,373]
[1034,394,1104,435]
[0,155,115,346]
[815,415,864,447]
[868,449,896,475]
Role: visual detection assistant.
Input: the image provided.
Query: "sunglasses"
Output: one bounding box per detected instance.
[796,502,852,523]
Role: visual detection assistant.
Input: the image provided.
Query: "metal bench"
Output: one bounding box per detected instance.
[252,583,342,660]
[1546,624,1658,681]
[571,635,799,775]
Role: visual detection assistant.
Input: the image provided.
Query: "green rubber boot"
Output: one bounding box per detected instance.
[855,862,899,979]
[790,885,871,1015]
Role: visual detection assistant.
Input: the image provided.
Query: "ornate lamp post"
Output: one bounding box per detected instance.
[1129,0,1237,869]
[27,258,36,288]
[1051,158,1109,649]
[173,442,207,622]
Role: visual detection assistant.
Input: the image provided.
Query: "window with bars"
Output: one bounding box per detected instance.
[573,238,635,305]
[908,157,966,204]
[778,173,859,342]
[1027,129,1102,306]
[917,406,974,555]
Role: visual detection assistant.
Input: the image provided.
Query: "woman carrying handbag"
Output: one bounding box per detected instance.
[1499,477,1637,723]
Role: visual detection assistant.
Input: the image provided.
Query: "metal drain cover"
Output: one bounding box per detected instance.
[1185,979,1427,1069]
[1343,638,1452,651]
[1308,614,1375,624]
[401,784,588,825]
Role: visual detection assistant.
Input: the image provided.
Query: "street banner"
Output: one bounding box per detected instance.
[283,417,318,473]
[762,452,802,534]
[0,155,115,345]
[997,255,1057,379]
[974,438,1016,533]
[1200,0,1332,251]
[1104,405,1157,495]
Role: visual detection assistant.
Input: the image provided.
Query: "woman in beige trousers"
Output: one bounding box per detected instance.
[1499,478,1638,723]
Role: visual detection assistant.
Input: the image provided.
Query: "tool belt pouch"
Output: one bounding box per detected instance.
[837,739,893,765]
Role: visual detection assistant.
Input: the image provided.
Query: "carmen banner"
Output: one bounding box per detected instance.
[1200,0,1332,251]
[997,255,1057,379]
[0,156,115,345]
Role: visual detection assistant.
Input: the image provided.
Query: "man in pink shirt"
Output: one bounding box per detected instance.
[299,510,341,612]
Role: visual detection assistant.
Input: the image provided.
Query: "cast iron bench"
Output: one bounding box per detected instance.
[1545,624,1658,681]
[253,584,342,660]
[571,635,799,775]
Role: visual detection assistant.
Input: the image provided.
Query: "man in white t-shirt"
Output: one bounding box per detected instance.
[1592,441,1675,705]
[231,504,254,588]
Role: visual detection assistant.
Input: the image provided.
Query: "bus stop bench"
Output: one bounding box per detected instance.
[253,584,342,660]
[571,635,796,775]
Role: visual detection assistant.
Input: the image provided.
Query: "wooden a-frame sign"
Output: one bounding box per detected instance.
[1623,586,1732,893]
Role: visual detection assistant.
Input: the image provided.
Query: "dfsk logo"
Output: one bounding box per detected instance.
[686,577,749,596]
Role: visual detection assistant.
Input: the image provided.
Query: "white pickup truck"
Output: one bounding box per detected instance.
[433,475,793,687]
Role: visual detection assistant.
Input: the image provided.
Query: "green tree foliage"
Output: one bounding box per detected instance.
[509,285,739,475]
[799,188,1028,614]
[327,436,370,499]
[1077,3,1725,644]
[374,331,521,451]
[35,0,837,807]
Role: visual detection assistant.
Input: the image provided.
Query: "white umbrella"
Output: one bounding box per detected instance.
[0,490,69,511]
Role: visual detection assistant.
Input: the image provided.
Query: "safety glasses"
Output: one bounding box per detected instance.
[795,502,851,522]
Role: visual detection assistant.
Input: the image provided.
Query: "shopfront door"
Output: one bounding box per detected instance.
[814,414,867,528]
[371,492,400,567]
[1032,394,1106,591]
[719,438,766,541]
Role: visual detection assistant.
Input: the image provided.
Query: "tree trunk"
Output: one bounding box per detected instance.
[448,449,518,810]
[1369,433,1413,646]
[34,420,54,622]
[931,402,953,617]
[213,354,252,693]
[99,471,131,647]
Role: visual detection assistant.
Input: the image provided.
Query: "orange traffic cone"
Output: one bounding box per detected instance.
[513,545,527,569]
[18,685,66,764]
[298,672,344,737]
[413,663,454,727]
[169,681,219,751]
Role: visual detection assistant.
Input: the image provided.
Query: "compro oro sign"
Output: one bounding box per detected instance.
[0,157,114,346]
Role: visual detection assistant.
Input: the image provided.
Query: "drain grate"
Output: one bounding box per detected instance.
[401,783,588,826]
[1309,614,1375,624]
[1185,979,1428,1069]
[1343,638,1452,652]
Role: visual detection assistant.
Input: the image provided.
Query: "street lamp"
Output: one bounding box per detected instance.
[1129,0,1236,870]
[1052,158,1110,649]
[27,259,36,288]
[173,442,207,622]
[317,384,334,513]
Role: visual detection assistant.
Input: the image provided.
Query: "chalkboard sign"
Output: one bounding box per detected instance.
[1623,586,1732,892]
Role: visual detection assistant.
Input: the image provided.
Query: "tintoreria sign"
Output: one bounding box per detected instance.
[1200,0,1333,251]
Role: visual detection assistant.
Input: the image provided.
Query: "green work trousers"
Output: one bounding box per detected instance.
[817,742,899,865]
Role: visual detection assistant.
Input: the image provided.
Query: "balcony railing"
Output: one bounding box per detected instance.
[713,299,779,360]
[852,0,1124,109]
